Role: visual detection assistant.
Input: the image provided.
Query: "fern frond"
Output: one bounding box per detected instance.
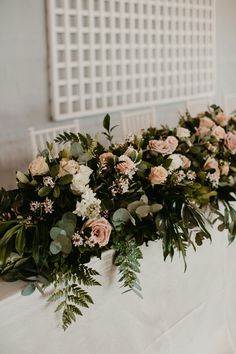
[48,267,100,330]
[113,238,143,298]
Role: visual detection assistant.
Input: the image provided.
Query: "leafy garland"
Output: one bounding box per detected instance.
[1,105,236,330]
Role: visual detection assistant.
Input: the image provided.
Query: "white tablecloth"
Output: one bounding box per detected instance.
[0,229,236,354]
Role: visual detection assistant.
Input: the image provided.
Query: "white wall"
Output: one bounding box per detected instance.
[0,0,236,189]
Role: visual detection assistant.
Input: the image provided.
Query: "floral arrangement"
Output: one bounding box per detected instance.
[1,105,236,330]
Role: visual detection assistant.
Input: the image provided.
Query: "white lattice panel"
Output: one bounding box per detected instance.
[47,0,215,121]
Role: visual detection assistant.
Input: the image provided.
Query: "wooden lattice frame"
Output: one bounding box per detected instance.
[47,0,216,121]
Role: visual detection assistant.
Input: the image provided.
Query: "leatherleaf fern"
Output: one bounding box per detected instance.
[48,265,100,330]
[113,238,143,298]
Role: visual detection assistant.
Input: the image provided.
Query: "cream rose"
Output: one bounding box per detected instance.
[70,165,93,194]
[116,155,137,176]
[225,132,236,154]
[149,166,168,184]
[58,159,80,177]
[211,126,225,141]
[168,154,183,171]
[82,217,112,247]
[148,136,178,155]
[215,112,229,127]
[28,156,49,176]
[176,127,191,139]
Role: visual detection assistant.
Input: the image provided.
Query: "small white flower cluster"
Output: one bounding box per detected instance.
[186,170,196,181]
[71,232,84,247]
[43,197,54,214]
[175,170,186,183]
[30,197,54,214]
[43,176,55,188]
[206,171,220,187]
[173,169,197,184]
[73,188,101,220]
[72,231,97,248]
[30,201,41,212]
[125,133,135,144]
[111,177,129,196]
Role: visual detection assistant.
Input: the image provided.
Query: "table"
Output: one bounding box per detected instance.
[0,229,236,354]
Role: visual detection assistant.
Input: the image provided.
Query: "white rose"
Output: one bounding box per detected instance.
[176,127,191,139]
[168,154,183,171]
[58,159,80,177]
[28,156,49,176]
[70,165,93,194]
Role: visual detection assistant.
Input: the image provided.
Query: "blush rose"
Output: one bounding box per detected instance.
[149,166,168,184]
[82,217,112,247]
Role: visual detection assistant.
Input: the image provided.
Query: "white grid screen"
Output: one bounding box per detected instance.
[47,0,215,121]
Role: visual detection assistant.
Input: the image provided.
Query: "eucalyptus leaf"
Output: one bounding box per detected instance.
[127,200,144,214]
[50,241,62,254]
[21,283,36,296]
[136,205,151,218]
[112,208,131,224]
[71,142,84,158]
[62,212,77,225]
[50,227,67,240]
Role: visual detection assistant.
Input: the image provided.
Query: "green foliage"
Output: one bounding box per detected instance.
[113,238,143,298]
[1,108,236,329]
[217,201,236,243]
[48,266,100,330]
[54,132,80,144]
[111,208,131,230]
[127,195,162,220]
[102,114,119,145]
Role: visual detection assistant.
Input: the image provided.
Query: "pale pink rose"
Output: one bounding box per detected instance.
[148,139,163,153]
[58,159,80,177]
[116,155,137,176]
[203,157,219,171]
[211,126,225,140]
[215,112,229,127]
[220,162,230,176]
[225,132,236,154]
[99,152,114,166]
[196,126,211,137]
[179,155,191,169]
[148,136,178,155]
[82,217,112,247]
[166,136,178,153]
[149,166,168,184]
[199,117,215,129]
[28,156,49,176]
